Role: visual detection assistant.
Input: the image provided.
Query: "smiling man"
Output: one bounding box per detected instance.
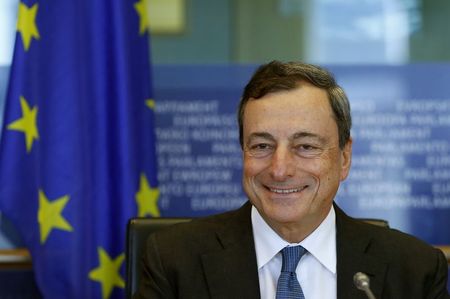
[241,81,351,244]
[134,61,449,299]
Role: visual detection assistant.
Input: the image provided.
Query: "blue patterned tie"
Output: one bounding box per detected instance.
[276,246,306,299]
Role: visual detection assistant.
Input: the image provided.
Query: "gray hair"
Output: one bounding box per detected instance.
[238,60,351,149]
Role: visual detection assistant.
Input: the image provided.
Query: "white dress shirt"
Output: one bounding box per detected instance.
[251,206,337,299]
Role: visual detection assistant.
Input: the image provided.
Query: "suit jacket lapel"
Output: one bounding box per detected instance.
[201,202,260,299]
[335,204,387,299]
[197,202,389,298]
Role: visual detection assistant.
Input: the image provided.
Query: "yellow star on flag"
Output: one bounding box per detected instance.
[17,2,40,51]
[88,247,125,299]
[37,189,73,244]
[7,96,39,153]
[134,0,150,35]
[136,173,160,217]
[145,98,155,110]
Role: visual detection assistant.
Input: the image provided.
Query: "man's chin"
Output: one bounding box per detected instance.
[261,204,309,222]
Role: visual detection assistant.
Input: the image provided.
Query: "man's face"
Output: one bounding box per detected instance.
[242,83,352,239]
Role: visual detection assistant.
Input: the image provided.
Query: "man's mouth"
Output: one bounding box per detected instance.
[267,186,308,194]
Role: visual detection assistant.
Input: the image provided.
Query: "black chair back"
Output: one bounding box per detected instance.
[125,217,191,298]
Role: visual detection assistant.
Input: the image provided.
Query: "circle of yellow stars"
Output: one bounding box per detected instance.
[9,1,161,298]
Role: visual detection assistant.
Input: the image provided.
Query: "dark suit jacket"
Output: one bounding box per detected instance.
[134,201,449,299]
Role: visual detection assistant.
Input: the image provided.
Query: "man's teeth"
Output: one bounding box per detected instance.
[269,187,303,194]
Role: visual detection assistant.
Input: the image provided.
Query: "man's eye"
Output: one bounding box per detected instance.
[252,144,271,150]
[247,143,274,157]
[300,144,315,150]
[295,144,321,157]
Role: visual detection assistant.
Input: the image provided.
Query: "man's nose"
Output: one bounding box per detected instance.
[269,146,295,181]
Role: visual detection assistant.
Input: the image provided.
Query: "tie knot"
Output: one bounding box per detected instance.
[281,246,306,273]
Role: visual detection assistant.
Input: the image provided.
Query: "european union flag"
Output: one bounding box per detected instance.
[0,0,159,298]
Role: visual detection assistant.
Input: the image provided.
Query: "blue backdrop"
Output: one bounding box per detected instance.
[152,64,450,247]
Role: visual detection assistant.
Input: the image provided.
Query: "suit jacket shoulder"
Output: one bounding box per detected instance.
[335,205,449,299]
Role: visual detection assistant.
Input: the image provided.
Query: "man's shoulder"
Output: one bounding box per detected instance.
[148,201,253,248]
[336,208,449,298]
[337,207,443,265]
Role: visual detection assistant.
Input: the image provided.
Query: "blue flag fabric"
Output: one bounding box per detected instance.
[0,0,159,298]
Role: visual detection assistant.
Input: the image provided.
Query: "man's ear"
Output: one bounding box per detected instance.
[340,138,352,181]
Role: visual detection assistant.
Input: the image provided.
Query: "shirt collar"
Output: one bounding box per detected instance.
[251,205,336,274]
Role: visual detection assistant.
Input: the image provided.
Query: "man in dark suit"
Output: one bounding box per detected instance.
[134,61,449,299]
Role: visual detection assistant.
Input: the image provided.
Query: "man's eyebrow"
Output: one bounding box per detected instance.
[246,132,275,142]
[290,131,327,143]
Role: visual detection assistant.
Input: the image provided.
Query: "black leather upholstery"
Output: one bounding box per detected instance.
[126,218,191,298]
